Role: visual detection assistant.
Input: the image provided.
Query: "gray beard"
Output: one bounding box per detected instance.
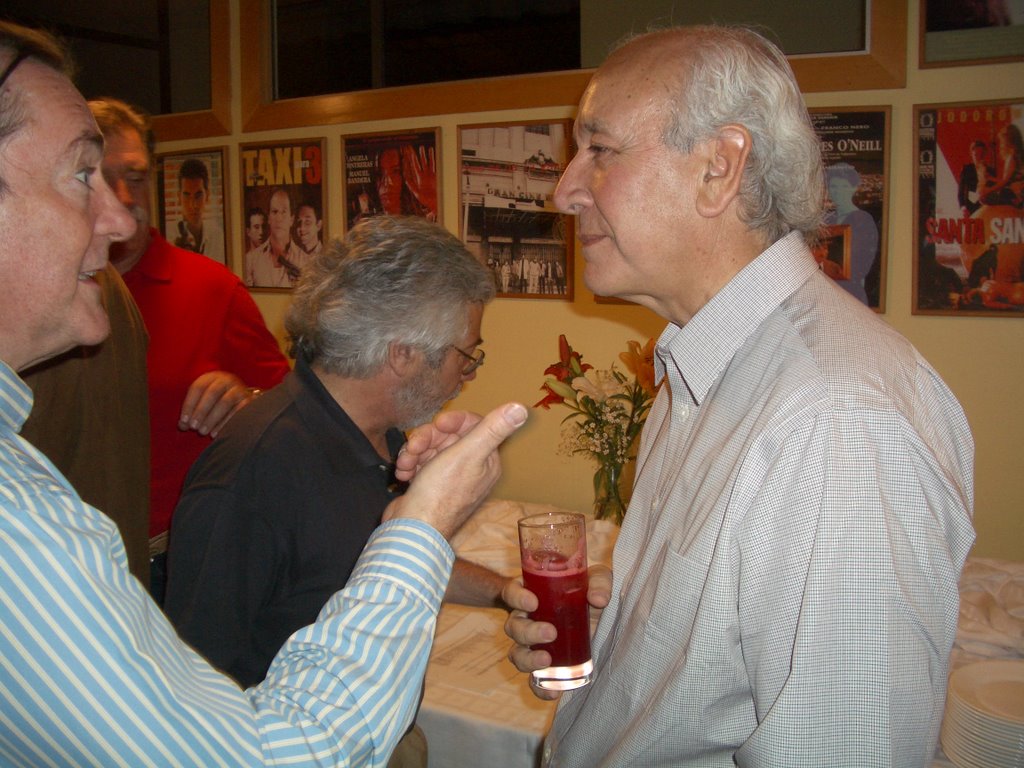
[393,369,461,431]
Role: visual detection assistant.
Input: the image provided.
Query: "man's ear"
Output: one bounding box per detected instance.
[695,125,751,218]
[387,341,419,377]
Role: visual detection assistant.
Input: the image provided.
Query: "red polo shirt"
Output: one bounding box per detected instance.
[122,230,290,537]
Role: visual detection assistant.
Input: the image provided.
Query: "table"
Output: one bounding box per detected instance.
[416,500,1024,768]
[416,500,618,768]
[933,556,1024,767]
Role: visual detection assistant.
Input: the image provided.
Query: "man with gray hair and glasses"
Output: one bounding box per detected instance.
[504,25,975,766]
[0,22,526,766]
[165,214,503,765]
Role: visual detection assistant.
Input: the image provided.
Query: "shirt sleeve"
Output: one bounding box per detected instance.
[733,402,972,766]
[219,281,292,389]
[0,477,453,768]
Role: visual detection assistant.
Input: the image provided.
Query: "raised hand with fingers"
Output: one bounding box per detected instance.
[385,402,527,540]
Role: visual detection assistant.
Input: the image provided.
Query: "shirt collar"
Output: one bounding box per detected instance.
[655,231,818,405]
[0,360,33,433]
[290,356,406,466]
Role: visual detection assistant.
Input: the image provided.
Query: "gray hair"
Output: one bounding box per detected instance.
[0,22,74,195]
[621,26,825,244]
[286,215,495,377]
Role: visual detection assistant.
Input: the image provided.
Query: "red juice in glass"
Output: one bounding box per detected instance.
[518,512,593,690]
[521,555,591,665]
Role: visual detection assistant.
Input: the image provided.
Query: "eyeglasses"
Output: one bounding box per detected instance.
[448,345,486,375]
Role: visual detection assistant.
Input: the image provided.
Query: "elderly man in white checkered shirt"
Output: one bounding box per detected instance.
[505,25,975,767]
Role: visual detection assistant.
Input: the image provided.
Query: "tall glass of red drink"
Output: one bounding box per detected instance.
[517,511,593,691]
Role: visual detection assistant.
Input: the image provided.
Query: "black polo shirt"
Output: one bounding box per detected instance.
[164,356,406,687]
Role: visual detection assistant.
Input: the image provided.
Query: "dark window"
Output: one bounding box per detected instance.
[3,0,211,116]
[273,0,581,99]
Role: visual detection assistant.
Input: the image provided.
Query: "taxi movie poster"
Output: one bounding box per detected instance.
[915,100,1024,316]
[810,108,890,311]
[238,138,326,291]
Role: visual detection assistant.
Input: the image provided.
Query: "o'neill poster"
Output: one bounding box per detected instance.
[810,107,890,311]
[914,100,1024,316]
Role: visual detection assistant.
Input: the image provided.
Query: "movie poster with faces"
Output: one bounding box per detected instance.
[238,138,326,291]
[914,100,1024,316]
[810,107,891,312]
[341,129,440,231]
[156,147,229,266]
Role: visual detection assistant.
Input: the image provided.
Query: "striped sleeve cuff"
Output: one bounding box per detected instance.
[348,519,455,610]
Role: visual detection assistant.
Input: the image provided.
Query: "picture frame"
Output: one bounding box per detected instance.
[155,147,230,267]
[238,138,326,291]
[458,120,574,301]
[913,99,1024,316]
[920,0,1024,68]
[814,224,853,280]
[341,129,441,230]
[810,107,891,312]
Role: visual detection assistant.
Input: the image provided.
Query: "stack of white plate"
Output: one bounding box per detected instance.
[940,659,1024,768]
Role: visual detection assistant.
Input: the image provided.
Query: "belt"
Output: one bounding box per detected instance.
[149,531,169,558]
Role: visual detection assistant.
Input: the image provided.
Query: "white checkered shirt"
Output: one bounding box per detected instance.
[544,232,975,767]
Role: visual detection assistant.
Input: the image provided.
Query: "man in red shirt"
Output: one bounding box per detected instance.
[90,98,290,603]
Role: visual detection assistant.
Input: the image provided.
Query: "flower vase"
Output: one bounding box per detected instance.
[593,457,628,525]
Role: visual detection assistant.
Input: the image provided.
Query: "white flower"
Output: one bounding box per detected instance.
[572,369,624,403]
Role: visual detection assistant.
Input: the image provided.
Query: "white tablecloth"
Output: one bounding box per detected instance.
[934,556,1024,767]
[417,500,1024,768]
[416,500,618,768]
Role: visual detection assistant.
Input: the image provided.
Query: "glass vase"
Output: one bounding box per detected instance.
[592,456,628,525]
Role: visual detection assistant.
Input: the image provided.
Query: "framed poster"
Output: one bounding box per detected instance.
[238,138,326,290]
[155,147,229,266]
[341,129,440,230]
[920,0,1024,68]
[813,224,853,280]
[914,100,1024,316]
[458,120,573,300]
[810,107,891,312]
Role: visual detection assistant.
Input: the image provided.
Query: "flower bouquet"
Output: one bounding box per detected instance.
[535,335,657,524]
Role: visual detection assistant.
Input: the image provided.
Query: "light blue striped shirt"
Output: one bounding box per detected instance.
[0,360,453,767]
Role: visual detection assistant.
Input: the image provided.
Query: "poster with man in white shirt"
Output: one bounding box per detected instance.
[157,151,227,265]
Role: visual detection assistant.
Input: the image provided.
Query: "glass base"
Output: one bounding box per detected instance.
[531,658,594,691]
